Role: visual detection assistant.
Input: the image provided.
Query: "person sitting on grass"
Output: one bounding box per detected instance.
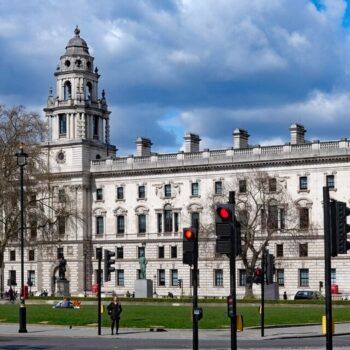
[53,298,74,308]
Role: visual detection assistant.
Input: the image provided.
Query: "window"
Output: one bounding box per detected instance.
[157,213,162,233]
[214,269,224,287]
[269,178,277,192]
[164,210,173,232]
[27,270,36,287]
[28,250,35,261]
[116,247,123,259]
[190,270,200,287]
[276,244,284,258]
[96,188,103,201]
[299,176,308,191]
[9,270,16,286]
[96,216,104,235]
[261,208,266,230]
[58,216,65,235]
[29,194,37,207]
[299,208,309,230]
[59,114,67,135]
[10,250,16,261]
[239,269,247,286]
[279,208,286,229]
[95,269,104,286]
[117,216,125,234]
[191,212,200,230]
[164,184,171,198]
[138,185,146,199]
[158,269,165,286]
[299,269,309,287]
[63,81,71,100]
[171,269,178,287]
[331,268,336,284]
[30,221,37,239]
[58,189,65,203]
[116,187,124,200]
[239,180,247,193]
[57,247,64,259]
[191,183,199,196]
[214,181,222,195]
[117,270,124,286]
[86,82,92,100]
[299,243,308,257]
[326,175,335,189]
[171,246,177,259]
[268,205,278,229]
[93,115,99,139]
[137,246,145,258]
[158,246,165,259]
[138,214,146,233]
[174,213,179,232]
[277,269,284,286]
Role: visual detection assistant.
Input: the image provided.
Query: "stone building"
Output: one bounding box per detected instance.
[3,28,350,299]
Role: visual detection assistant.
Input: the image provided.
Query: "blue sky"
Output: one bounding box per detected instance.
[1,0,350,155]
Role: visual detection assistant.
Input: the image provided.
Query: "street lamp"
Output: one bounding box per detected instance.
[15,145,28,333]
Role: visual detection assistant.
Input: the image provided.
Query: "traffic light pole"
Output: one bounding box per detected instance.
[323,187,333,350]
[192,219,199,350]
[261,250,266,337]
[229,191,237,350]
[97,252,102,336]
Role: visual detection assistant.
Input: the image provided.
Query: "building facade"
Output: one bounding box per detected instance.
[3,28,350,299]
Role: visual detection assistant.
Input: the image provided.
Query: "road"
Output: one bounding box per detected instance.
[1,323,350,349]
[1,334,350,349]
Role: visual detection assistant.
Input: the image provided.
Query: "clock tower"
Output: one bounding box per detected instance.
[44,26,116,172]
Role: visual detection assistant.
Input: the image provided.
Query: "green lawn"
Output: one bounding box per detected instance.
[0,304,349,329]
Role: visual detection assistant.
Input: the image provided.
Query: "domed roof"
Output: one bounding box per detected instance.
[65,26,90,56]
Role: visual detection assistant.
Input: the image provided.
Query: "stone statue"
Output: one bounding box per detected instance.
[139,252,148,279]
[58,255,67,280]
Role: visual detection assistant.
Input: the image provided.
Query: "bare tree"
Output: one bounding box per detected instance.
[204,171,315,298]
[0,105,80,295]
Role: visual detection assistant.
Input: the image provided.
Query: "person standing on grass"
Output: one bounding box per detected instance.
[107,296,122,335]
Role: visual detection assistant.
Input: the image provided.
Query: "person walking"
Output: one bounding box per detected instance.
[107,296,122,335]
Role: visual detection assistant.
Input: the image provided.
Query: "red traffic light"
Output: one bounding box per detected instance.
[184,228,195,240]
[255,268,262,276]
[217,206,231,220]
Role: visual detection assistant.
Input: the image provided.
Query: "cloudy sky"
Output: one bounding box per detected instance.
[1,0,350,155]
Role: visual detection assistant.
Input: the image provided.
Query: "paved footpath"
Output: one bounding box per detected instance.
[0,322,350,341]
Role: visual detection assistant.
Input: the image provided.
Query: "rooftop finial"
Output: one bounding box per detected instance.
[74,25,80,36]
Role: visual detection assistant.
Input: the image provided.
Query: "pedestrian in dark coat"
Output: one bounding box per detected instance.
[107,296,122,335]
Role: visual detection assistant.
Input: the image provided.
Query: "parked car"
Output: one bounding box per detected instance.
[294,290,322,300]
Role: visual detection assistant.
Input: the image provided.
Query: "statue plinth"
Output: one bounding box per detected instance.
[56,279,70,297]
[135,279,153,298]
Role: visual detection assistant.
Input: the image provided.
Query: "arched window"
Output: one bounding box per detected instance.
[86,82,93,101]
[63,81,71,100]
[59,114,67,136]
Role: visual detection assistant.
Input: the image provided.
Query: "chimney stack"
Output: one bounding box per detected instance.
[184,133,201,153]
[136,137,152,157]
[289,123,306,145]
[233,128,249,149]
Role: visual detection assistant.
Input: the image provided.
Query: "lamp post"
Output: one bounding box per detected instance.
[16,146,28,333]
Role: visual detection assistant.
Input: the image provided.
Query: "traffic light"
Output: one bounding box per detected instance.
[265,253,275,285]
[227,294,235,318]
[253,268,263,284]
[335,201,350,254]
[331,200,350,256]
[183,227,197,266]
[215,204,234,255]
[104,249,115,282]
